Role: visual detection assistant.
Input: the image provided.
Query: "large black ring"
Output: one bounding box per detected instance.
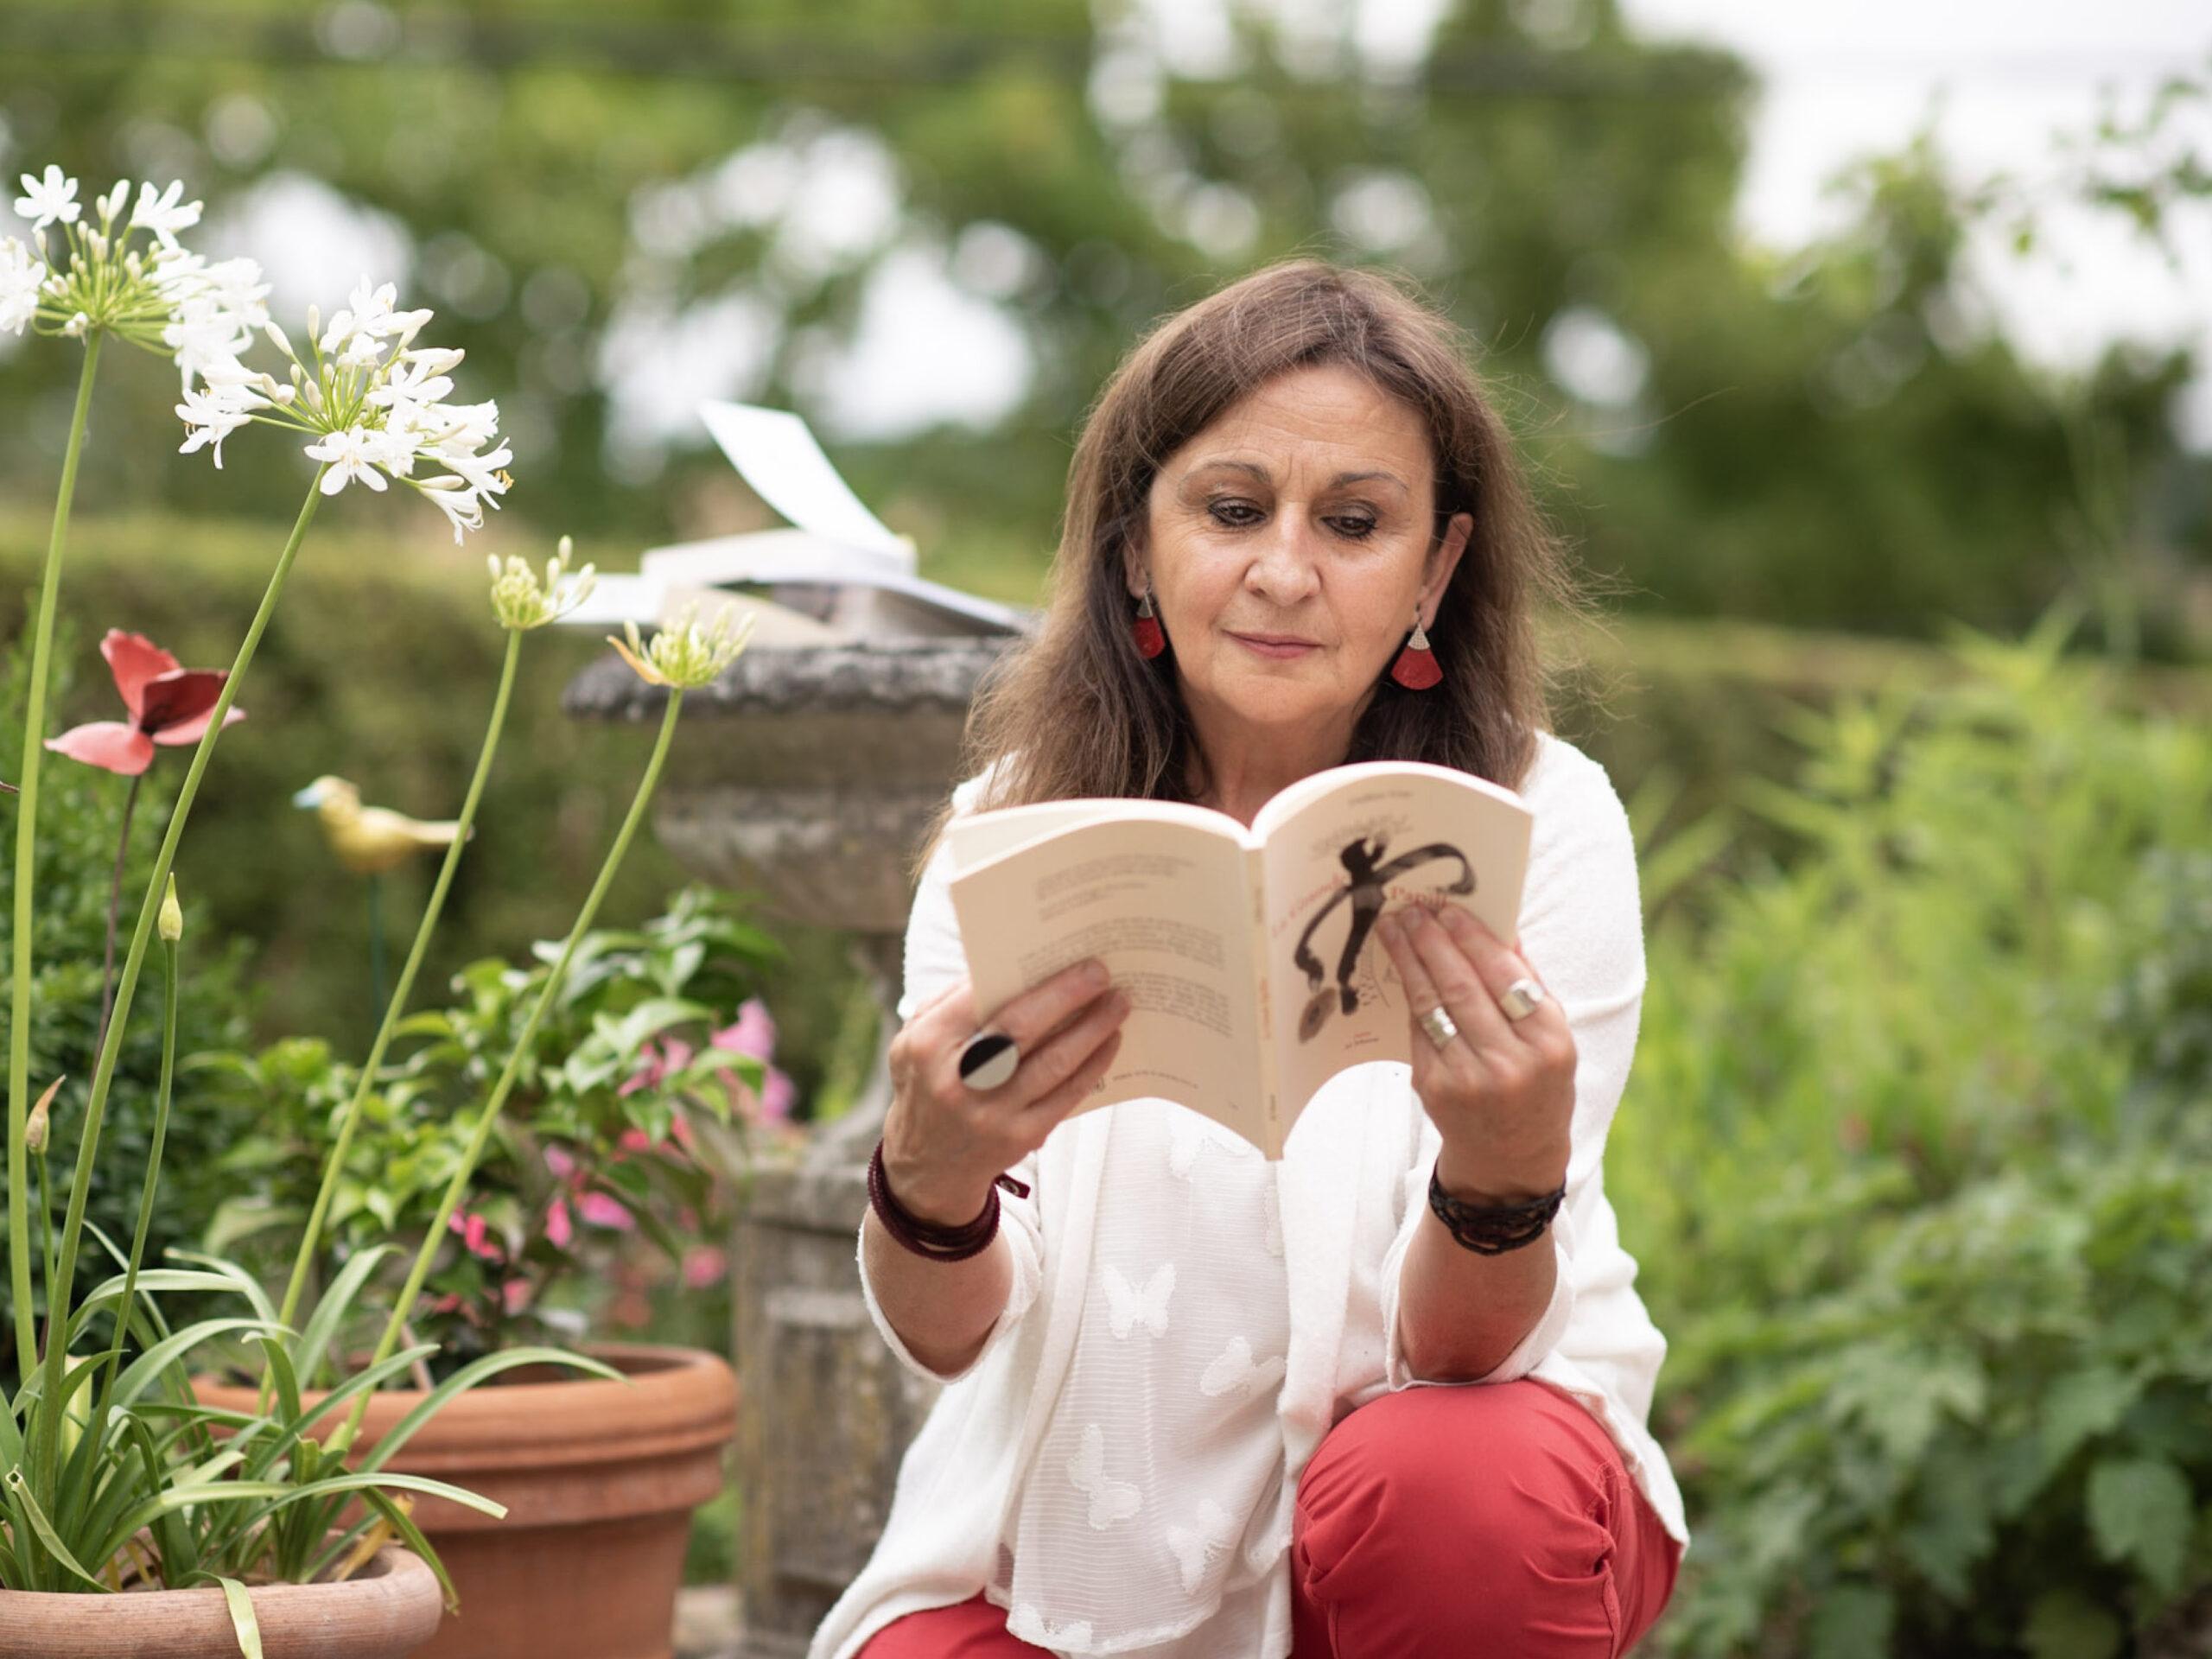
[958,1031,1020,1091]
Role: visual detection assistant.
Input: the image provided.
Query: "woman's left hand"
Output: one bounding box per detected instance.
[1374,904,1575,1199]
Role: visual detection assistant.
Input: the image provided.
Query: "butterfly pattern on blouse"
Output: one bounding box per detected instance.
[1167,1114,1210,1180]
[1067,1422,1142,1529]
[1012,1605,1096,1653]
[1103,1262,1176,1339]
[1164,1498,1236,1595]
[1198,1336,1286,1402]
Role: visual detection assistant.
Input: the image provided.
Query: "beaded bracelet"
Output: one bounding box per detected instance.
[867,1139,1033,1263]
[1426,1167,1566,1256]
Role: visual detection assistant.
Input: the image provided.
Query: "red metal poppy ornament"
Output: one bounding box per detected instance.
[46,630,244,775]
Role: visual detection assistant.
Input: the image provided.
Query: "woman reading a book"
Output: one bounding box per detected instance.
[815,262,1683,1659]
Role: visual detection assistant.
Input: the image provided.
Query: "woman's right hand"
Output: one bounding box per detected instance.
[880,959,1129,1228]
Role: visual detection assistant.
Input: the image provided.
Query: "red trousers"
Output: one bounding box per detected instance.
[859,1380,1680,1658]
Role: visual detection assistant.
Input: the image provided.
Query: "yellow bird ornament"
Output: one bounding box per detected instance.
[292,775,464,875]
[294,774,468,1019]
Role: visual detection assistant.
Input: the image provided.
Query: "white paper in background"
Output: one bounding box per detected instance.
[698,402,914,569]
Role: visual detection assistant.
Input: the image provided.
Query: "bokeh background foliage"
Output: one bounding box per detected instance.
[0,0,2209,1644]
[0,0,2205,638]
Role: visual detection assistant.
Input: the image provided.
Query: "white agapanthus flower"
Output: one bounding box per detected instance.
[10,160,512,543]
[182,274,512,538]
[9,162,272,399]
[303,426,391,493]
[130,180,202,250]
[15,166,79,232]
[0,237,45,334]
[175,385,261,468]
[318,276,432,359]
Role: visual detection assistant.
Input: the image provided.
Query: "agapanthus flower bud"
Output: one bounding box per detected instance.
[24,1076,62,1154]
[488,536,598,631]
[607,601,755,690]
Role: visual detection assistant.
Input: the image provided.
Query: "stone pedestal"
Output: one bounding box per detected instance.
[729,1125,941,1656]
[563,638,1013,936]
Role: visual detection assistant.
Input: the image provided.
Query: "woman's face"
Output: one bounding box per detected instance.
[1134,363,1471,772]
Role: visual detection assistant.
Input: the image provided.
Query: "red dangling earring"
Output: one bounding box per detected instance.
[1389,616,1440,690]
[1133,582,1166,659]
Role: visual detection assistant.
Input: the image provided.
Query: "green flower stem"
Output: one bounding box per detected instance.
[277,626,525,1338]
[8,331,102,1386]
[92,925,178,1427]
[35,1142,53,1294]
[32,472,326,1491]
[340,689,687,1450]
[95,772,145,1058]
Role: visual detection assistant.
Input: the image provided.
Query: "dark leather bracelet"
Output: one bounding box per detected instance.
[1426,1166,1565,1255]
[867,1139,1032,1263]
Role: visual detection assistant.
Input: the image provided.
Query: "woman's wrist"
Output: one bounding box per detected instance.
[879,1131,997,1229]
[1432,1138,1569,1207]
[869,1141,1023,1263]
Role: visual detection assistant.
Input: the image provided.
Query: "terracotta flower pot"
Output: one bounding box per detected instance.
[198,1342,738,1659]
[0,1546,442,1659]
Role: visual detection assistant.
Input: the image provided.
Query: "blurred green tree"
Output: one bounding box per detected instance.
[0,0,2201,639]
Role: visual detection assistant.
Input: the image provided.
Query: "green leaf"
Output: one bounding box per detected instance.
[291,1244,399,1387]
[2085,1454,2193,1593]
[2020,1590,2123,1659]
[596,995,711,1061]
[1807,1582,1894,1659]
[357,1346,621,1473]
[354,1487,459,1613]
[2038,1366,2139,1471]
[3,1469,106,1590]
[216,1576,264,1659]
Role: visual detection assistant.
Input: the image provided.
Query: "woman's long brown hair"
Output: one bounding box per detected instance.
[957,259,1576,823]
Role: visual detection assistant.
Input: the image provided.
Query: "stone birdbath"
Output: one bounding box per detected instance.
[565,627,1017,1657]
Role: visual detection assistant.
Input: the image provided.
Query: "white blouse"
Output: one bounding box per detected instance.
[810,734,1684,1659]
[1002,1103,1293,1655]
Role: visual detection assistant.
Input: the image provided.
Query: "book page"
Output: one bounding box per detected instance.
[1254,763,1532,1134]
[944,798,1220,872]
[948,811,1267,1141]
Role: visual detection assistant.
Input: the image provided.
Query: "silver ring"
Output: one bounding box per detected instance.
[957,1031,1020,1091]
[1499,978,1547,1022]
[1417,1005,1459,1051]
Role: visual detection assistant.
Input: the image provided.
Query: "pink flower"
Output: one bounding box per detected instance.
[577,1191,632,1231]
[46,630,244,776]
[682,1245,727,1288]
[759,1068,798,1123]
[712,999,777,1061]
[712,1001,797,1122]
[619,1035,694,1098]
[544,1196,572,1249]
[502,1277,533,1316]
[450,1209,502,1262]
[544,1145,576,1180]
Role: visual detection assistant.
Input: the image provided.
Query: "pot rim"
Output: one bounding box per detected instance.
[195,1339,738,1472]
[0,1546,442,1657]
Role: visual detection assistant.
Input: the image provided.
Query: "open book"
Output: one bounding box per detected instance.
[945,762,1533,1158]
